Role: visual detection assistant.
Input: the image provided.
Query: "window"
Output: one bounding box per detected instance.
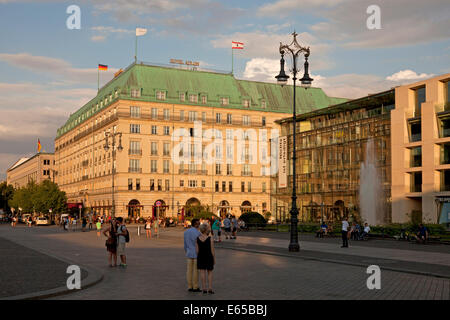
[151,108,158,119]
[129,159,140,172]
[220,97,229,106]
[248,181,252,192]
[130,124,141,134]
[243,99,250,108]
[163,160,170,173]
[262,182,266,193]
[151,142,158,155]
[202,180,206,188]
[222,181,226,192]
[136,179,141,191]
[201,95,207,104]
[156,91,166,100]
[216,113,222,124]
[227,114,232,124]
[215,181,219,192]
[441,143,450,165]
[131,88,141,98]
[179,92,185,102]
[243,115,250,126]
[227,164,232,175]
[410,147,422,167]
[189,94,198,103]
[215,163,221,175]
[189,180,198,188]
[262,116,266,127]
[130,106,140,118]
[180,110,185,121]
[410,172,422,193]
[180,180,184,187]
[241,181,245,192]
[163,142,170,156]
[441,170,450,191]
[189,111,197,122]
[261,100,266,108]
[202,112,206,123]
[151,160,157,173]
[229,181,233,192]
[129,141,141,154]
[164,126,170,135]
[165,179,170,191]
[164,109,170,120]
[414,86,425,116]
[128,178,133,190]
[151,125,157,135]
[409,122,421,142]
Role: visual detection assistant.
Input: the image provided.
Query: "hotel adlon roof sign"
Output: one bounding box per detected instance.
[170,59,200,66]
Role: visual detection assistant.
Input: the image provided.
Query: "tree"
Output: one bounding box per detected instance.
[9,181,37,213]
[32,180,67,214]
[0,181,14,213]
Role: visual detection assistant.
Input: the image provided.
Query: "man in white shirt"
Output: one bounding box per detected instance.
[360,223,370,240]
[341,217,349,248]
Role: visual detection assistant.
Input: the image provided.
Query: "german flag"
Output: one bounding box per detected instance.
[98,64,108,71]
[37,139,42,153]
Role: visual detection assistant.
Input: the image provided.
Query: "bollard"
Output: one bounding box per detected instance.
[137,225,141,236]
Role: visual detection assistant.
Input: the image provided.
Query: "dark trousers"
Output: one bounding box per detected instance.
[341,231,348,247]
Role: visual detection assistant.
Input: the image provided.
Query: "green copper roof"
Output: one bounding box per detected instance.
[56,62,347,138]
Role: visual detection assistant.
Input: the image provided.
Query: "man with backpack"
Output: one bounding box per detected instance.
[116,217,129,267]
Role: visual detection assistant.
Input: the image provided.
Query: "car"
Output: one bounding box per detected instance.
[35,216,51,226]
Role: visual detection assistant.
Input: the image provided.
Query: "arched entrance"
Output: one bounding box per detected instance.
[185,198,201,217]
[218,200,230,217]
[240,200,252,215]
[127,199,142,218]
[334,200,345,220]
[152,199,168,219]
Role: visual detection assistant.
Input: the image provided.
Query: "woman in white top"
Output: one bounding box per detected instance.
[145,218,152,238]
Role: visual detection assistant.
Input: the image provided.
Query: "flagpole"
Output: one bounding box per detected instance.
[97,65,100,93]
[135,28,138,63]
[231,47,234,75]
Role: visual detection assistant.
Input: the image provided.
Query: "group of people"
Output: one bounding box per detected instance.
[316,220,371,243]
[196,215,241,243]
[184,219,216,294]
[102,217,129,268]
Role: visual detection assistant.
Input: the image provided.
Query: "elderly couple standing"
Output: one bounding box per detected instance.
[184,218,215,294]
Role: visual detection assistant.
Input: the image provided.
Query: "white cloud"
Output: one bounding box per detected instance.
[386,70,434,82]
[0,52,118,83]
[91,35,106,42]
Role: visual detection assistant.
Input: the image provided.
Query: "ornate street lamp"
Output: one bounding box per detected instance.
[104,131,123,218]
[275,31,313,252]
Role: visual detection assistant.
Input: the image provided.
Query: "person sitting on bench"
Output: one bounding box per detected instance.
[316,221,328,238]
[415,224,428,244]
[360,223,370,240]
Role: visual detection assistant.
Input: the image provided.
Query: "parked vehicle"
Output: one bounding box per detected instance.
[35,216,51,226]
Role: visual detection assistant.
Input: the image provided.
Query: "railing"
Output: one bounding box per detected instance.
[410,133,421,142]
[410,185,422,193]
[128,167,142,173]
[128,149,142,155]
[241,171,253,176]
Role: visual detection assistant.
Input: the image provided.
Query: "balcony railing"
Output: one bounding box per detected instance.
[128,167,142,173]
[241,171,253,176]
[128,149,142,155]
[410,185,422,193]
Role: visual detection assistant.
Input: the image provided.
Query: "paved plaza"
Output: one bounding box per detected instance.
[0,224,449,300]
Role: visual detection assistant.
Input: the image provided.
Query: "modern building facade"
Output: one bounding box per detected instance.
[273,90,394,224]
[274,73,450,225]
[6,153,55,189]
[54,62,345,219]
[391,73,450,225]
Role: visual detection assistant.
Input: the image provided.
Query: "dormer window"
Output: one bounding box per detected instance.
[243,99,250,108]
[201,95,207,104]
[220,97,229,106]
[261,100,266,108]
[131,88,141,98]
[189,94,198,103]
[156,90,166,100]
[179,92,185,102]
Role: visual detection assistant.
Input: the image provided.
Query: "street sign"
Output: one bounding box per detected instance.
[155,201,162,207]
[78,204,82,209]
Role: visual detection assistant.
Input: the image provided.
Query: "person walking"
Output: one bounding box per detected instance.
[231,215,238,239]
[153,217,159,238]
[196,223,215,294]
[116,217,128,268]
[72,217,77,231]
[63,217,69,231]
[145,218,152,238]
[96,219,102,237]
[82,217,87,232]
[103,219,118,267]
[211,218,221,243]
[184,218,201,293]
[341,217,349,248]
[88,214,93,230]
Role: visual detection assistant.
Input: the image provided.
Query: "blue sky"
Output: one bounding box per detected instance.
[0,0,449,179]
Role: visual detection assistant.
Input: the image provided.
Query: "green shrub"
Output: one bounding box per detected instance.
[240,212,266,226]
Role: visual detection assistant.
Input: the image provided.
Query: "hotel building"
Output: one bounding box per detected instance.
[274,73,450,225]
[54,62,344,219]
[6,153,55,189]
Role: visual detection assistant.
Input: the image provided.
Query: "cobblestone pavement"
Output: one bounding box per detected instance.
[0,224,449,300]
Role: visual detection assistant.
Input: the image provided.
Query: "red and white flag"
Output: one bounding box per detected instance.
[232,41,244,49]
